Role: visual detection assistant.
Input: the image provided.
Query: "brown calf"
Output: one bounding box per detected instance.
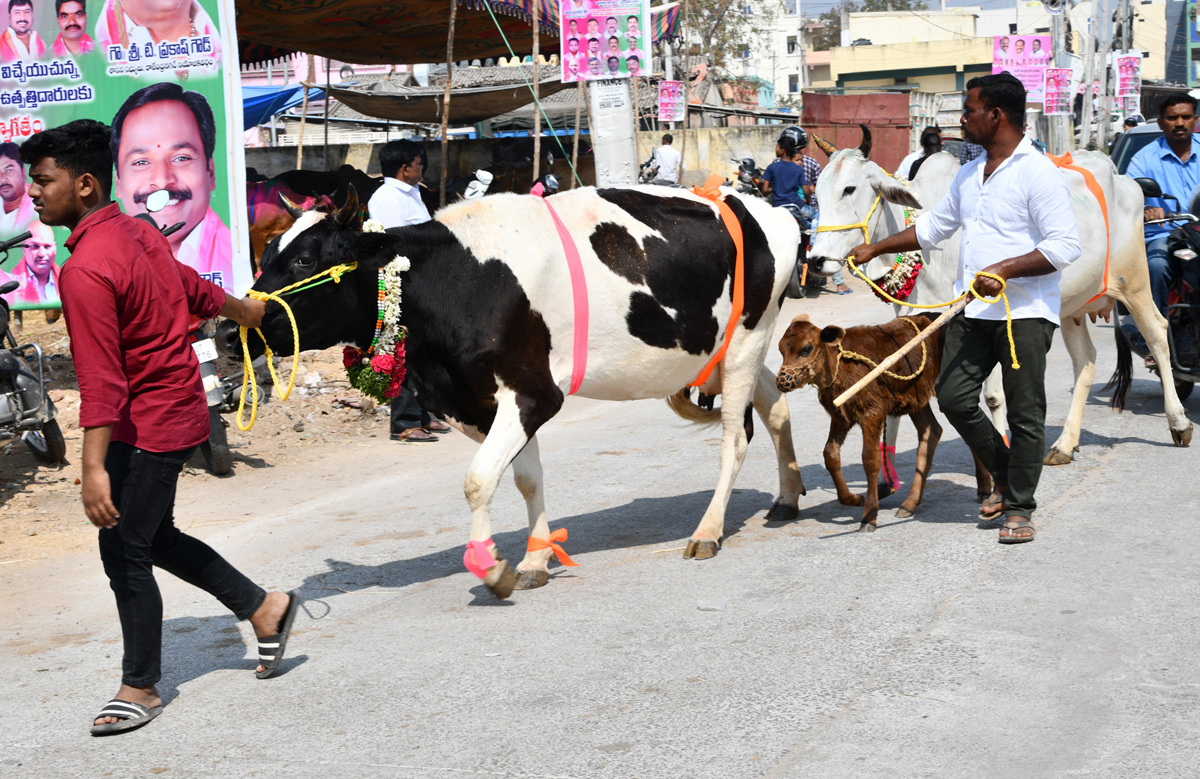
[776,314,990,531]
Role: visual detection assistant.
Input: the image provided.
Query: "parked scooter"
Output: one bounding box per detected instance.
[1116,178,1200,400]
[138,189,235,475]
[732,157,765,198]
[0,231,67,464]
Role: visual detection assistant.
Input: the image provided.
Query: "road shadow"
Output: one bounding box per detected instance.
[0,437,70,511]
[293,487,782,608]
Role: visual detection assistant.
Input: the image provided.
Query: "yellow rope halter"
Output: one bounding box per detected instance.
[813,190,1021,370]
[236,262,359,431]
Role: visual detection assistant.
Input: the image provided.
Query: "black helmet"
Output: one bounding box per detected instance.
[780,125,808,148]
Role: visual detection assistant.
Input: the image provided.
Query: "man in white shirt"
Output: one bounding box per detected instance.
[849,73,1081,545]
[652,133,681,185]
[367,140,448,444]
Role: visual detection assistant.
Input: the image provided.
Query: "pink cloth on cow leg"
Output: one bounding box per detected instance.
[881,443,901,492]
[464,540,497,579]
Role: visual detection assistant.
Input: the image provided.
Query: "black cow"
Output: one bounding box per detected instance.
[218,185,805,599]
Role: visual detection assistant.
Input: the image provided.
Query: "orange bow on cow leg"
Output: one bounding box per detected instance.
[527,528,579,567]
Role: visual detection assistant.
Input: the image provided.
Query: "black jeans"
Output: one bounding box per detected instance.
[935,314,1057,519]
[99,441,266,687]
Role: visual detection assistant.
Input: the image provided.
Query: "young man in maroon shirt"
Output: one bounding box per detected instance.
[20,120,303,736]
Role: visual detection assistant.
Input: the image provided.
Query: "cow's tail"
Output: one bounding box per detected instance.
[666,388,722,425]
[1103,324,1132,412]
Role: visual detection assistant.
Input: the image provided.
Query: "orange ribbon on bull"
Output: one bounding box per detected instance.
[688,175,746,388]
[527,528,579,567]
[1049,152,1110,305]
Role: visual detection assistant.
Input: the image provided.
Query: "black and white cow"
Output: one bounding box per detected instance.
[218,186,806,599]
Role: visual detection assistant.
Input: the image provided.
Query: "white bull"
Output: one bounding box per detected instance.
[807,140,1193,471]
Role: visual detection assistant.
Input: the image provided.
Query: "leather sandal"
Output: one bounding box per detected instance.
[390,428,438,443]
[998,518,1035,544]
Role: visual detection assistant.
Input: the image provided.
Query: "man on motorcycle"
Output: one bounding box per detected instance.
[652,133,681,185]
[1126,94,1200,339]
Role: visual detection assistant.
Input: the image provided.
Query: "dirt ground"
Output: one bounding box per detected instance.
[0,314,396,565]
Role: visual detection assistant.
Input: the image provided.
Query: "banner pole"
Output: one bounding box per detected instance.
[440,0,458,208]
[533,10,542,184]
[571,82,583,189]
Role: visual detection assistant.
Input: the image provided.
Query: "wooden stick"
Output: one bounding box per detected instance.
[832,297,969,408]
[439,0,457,208]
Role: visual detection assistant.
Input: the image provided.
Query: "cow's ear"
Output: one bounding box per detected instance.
[789,313,811,325]
[819,325,845,346]
[872,170,923,209]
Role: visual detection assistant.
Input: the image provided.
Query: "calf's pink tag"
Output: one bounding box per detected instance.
[464,540,497,579]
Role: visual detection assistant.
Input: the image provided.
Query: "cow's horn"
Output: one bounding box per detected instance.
[334,184,361,227]
[857,123,873,158]
[279,192,305,220]
[811,133,837,158]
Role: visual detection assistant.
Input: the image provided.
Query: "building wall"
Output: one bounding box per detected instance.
[639,125,781,187]
[832,38,994,87]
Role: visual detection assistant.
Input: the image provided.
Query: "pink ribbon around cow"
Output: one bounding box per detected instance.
[533,184,589,396]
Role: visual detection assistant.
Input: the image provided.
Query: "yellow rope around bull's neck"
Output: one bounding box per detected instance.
[235,262,358,431]
[838,316,928,380]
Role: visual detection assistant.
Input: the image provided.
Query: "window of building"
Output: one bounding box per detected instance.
[742,4,753,15]
[739,44,751,59]
[783,0,797,13]
[787,35,798,54]
[788,73,799,93]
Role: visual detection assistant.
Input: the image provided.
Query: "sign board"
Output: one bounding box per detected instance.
[0,0,248,311]
[592,78,630,110]
[559,0,650,82]
[657,79,683,122]
[992,35,1051,103]
[1043,68,1074,116]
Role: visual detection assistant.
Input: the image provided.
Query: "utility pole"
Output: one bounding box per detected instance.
[799,4,808,91]
[1095,0,1112,150]
[1078,0,1100,149]
[1051,11,1067,153]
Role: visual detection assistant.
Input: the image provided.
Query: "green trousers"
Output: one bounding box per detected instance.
[935,314,1057,519]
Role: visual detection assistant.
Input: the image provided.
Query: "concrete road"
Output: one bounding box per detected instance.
[3,288,1199,778]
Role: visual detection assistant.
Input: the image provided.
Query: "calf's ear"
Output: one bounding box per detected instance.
[872,169,923,209]
[819,325,845,347]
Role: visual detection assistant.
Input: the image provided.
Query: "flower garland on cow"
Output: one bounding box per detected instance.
[342,220,410,402]
[871,207,923,304]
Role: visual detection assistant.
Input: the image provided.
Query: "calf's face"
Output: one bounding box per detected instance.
[776,316,845,393]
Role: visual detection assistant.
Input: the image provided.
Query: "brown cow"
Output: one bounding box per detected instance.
[776,314,990,532]
[246,181,333,271]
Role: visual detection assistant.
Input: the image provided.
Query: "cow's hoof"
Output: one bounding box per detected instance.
[1043,449,1074,466]
[485,562,518,600]
[895,507,914,519]
[765,500,800,522]
[514,569,549,590]
[858,522,877,533]
[683,540,720,560]
[1171,422,1193,447]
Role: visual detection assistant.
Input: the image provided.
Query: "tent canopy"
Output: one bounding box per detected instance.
[242,85,326,128]
[235,0,681,66]
[326,76,570,126]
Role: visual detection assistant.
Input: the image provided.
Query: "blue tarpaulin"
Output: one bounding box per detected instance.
[243,85,326,128]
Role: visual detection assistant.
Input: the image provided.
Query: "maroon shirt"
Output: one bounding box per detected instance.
[60,204,226,452]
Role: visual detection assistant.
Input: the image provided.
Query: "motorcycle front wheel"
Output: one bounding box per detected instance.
[199,406,233,476]
[24,420,67,464]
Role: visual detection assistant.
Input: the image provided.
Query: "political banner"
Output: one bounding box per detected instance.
[560,0,650,82]
[0,0,247,311]
[1043,67,1073,116]
[1115,52,1142,99]
[657,79,683,122]
[992,34,1051,103]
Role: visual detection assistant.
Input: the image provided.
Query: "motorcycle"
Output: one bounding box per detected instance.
[138,190,235,475]
[0,230,67,464]
[638,154,661,184]
[732,157,765,198]
[1116,178,1200,400]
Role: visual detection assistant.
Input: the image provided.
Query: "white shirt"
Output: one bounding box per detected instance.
[367,177,431,228]
[895,151,922,180]
[915,135,1080,323]
[654,144,682,183]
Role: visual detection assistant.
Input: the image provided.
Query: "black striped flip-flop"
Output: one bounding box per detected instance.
[90,699,162,736]
[256,589,302,679]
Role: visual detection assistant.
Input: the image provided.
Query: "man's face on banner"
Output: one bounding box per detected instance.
[588,57,600,75]
[568,38,579,54]
[605,17,618,35]
[1032,39,1042,53]
[115,99,216,250]
[9,2,32,34]
[588,38,599,55]
[628,16,639,33]
[23,221,56,281]
[0,155,26,206]
[626,57,640,75]
[608,36,619,53]
[568,20,577,35]
[57,1,87,41]
[999,37,1009,52]
[1015,39,1025,55]
[587,19,599,34]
